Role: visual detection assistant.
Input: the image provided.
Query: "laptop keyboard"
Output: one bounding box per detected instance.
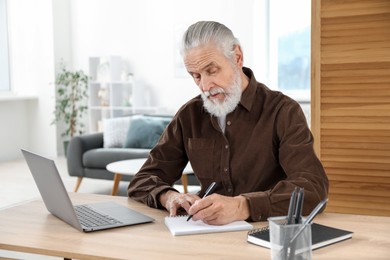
[75,205,123,227]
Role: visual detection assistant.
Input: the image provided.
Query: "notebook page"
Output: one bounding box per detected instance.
[165,215,253,236]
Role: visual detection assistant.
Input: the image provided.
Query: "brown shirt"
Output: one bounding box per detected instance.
[128,67,328,221]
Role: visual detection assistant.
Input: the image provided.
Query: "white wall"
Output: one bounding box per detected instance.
[52,0,73,155]
[0,0,265,161]
[0,0,57,161]
[0,100,32,161]
[70,0,263,113]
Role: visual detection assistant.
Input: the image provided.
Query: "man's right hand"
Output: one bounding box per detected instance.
[159,190,200,216]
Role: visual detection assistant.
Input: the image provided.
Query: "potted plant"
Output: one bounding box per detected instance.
[52,62,89,155]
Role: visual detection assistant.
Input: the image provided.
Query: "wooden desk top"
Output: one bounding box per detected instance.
[0,193,389,259]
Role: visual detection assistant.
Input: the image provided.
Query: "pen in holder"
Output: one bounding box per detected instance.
[268,216,312,260]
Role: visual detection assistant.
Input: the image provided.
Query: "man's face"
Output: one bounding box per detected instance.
[184,44,242,117]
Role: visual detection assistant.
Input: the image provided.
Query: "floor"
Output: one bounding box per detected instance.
[0,156,193,259]
[0,156,128,210]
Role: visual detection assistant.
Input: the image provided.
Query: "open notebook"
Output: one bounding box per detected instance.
[165,215,253,236]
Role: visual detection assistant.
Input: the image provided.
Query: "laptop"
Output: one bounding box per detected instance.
[21,149,154,232]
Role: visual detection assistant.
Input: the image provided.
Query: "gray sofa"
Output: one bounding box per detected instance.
[66,115,198,193]
[67,132,150,192]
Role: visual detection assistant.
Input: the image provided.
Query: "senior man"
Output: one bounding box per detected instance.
[128,21,328,225]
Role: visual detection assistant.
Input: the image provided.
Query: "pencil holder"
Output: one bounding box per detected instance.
[268,216,312,260]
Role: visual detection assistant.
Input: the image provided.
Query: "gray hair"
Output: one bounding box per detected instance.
[181,21,240,61]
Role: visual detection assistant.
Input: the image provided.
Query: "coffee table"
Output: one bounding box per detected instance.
[106,158,193,195]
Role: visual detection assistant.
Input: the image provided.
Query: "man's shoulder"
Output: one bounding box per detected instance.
[254,82,297,106]
[170,95,209,124]
[176,95,205,114]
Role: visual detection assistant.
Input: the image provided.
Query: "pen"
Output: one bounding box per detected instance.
[284,187,298,259]
[286,188,304,260]
[289,198,329,244]
[294,188,304,224]
[186,181,218,221]
[287,198,328,260]
[287,187,299,224]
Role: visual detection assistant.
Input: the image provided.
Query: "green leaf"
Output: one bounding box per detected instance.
[53,62,89,138]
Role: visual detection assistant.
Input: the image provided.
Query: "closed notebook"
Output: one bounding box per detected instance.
[165,216,253,236]
[247,223,353,250]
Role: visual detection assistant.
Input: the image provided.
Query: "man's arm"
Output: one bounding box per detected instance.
[243,100,328,221]
[128,114,190,208]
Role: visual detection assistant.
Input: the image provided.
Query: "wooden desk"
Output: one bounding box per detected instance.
[0,193,389,259]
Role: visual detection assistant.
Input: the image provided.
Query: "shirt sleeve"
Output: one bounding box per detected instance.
[242,100,329,221]
[127,114,188,209]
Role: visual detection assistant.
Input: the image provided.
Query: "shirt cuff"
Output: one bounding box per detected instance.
[241,191,270,221]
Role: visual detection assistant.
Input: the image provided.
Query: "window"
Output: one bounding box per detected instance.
[0,0,10,92]
[269,0,311,123]
[269,0,311,100]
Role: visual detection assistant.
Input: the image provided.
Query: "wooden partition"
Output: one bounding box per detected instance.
[311,0,390,216]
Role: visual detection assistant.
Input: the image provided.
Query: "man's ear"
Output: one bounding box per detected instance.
[234,45,244,67]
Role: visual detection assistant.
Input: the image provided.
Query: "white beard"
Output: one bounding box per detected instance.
[201,69,242,117]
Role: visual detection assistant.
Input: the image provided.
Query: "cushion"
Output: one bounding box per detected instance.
[124,115,171,149]
[103,117,131,148]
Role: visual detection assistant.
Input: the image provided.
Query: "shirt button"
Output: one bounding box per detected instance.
[225,145,229,149]
[227,188,232,193]
[227,121,232,126]
[224,168,228,172]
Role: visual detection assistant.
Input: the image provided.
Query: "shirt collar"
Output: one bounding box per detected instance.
[239,67,257,112]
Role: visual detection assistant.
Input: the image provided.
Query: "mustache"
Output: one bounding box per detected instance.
[203,87,225,97]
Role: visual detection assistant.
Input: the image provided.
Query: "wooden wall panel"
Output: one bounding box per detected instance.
[311,0,390,216]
